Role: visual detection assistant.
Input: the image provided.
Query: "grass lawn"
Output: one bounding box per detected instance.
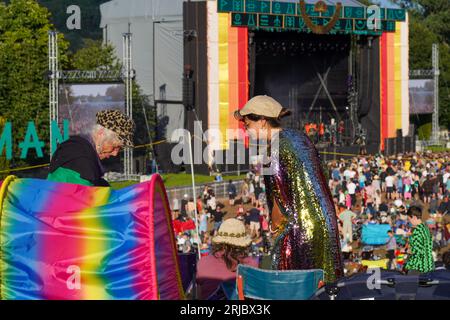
[427,145,450,152]
[110,173,246,190]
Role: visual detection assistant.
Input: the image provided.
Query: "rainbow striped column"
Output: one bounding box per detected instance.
[207,1,249,150]
[380,14,409,150]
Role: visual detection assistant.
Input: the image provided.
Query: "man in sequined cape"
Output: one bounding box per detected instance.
[264,128,344,282]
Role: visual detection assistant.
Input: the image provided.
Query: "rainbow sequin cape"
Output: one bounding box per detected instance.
[264,129,343,282]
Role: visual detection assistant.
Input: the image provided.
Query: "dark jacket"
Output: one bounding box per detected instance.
[47,136,109,187]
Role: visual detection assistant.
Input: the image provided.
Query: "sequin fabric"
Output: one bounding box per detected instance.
[264,129,344,282]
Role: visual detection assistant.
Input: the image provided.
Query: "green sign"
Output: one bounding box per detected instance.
[218,0,245,12]
[258,14,284,28]
[271,1,297,15]
[218,0,406,22]
[231,13,393,34]
[387,8,406,21]
[231,13,258,27]
[343,6,366,19]
[245,0,271,13]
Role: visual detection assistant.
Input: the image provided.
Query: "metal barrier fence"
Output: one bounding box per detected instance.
[165,180,246,205]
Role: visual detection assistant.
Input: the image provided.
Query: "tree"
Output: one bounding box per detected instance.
[406,0,450,129]
[70,39,121,71]
[0,0,69,166]
[69,39,156,167]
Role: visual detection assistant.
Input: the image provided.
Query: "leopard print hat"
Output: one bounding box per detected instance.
[96,110,135,147]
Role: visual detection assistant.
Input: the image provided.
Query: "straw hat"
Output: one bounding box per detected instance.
[212,219,252,248]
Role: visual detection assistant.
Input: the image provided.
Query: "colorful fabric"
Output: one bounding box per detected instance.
[362,224,391,245]
[0,175,184,300]
[264,129,343,283]
[405,223,435,273]
[361,259,389,269]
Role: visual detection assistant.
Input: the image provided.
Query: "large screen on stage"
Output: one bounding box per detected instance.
[58,83,125,135]
[409,79,434,115]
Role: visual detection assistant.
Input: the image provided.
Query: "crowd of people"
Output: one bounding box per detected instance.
[169,151,450,298]
[327,152,450,273]
[172,170,272,260]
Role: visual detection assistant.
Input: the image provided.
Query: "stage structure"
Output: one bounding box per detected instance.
[48,32,135,179]
[184,0,411,168]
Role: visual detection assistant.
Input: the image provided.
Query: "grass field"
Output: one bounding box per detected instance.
[426,145,450,152]
[110,173,246,189]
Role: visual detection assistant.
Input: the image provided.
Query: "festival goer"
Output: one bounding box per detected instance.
[227,180,237,206]
[405,206,435,274]
[234,95,343,282]
[339,205,356,243]
[199,211,208,240]
[186,197,196,219]
[180,194,189,219]
[246,207,261,239]
[48,110,135,186]
[347,179,357,207]
[386,230,397,270]
[385,174,395,200]
[196,219,258,300]
[211,205,226,235]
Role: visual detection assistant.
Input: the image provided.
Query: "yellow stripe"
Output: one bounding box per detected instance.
[80,187,111,299]
[218,13,230,150]
[0,175,17,299]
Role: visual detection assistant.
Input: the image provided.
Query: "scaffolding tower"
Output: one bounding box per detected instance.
[48,32,134,178]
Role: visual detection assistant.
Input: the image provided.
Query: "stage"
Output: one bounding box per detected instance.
[177,0,412,174]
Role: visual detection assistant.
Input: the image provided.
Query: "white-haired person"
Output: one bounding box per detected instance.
[47,110,135,186]
[196,218,258,300]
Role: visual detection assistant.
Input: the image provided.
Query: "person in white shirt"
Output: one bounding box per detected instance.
[443,170,450,185]
[347,181,357,207]
[207,194,217,211]
[347,181,356,194]
[385,175,395,200]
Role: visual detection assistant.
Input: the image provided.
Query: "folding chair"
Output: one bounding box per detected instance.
[235,265,324,300]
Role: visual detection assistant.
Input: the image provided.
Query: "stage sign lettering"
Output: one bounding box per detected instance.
[232,13,390,35]
[245,0,271,13]
[220,0,405,34]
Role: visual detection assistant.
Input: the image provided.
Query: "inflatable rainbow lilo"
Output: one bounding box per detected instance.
[0,174,184,300]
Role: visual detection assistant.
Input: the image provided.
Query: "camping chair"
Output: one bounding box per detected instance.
[235,265,324,300]
[207,280,237,300]
[178,252,198,298]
